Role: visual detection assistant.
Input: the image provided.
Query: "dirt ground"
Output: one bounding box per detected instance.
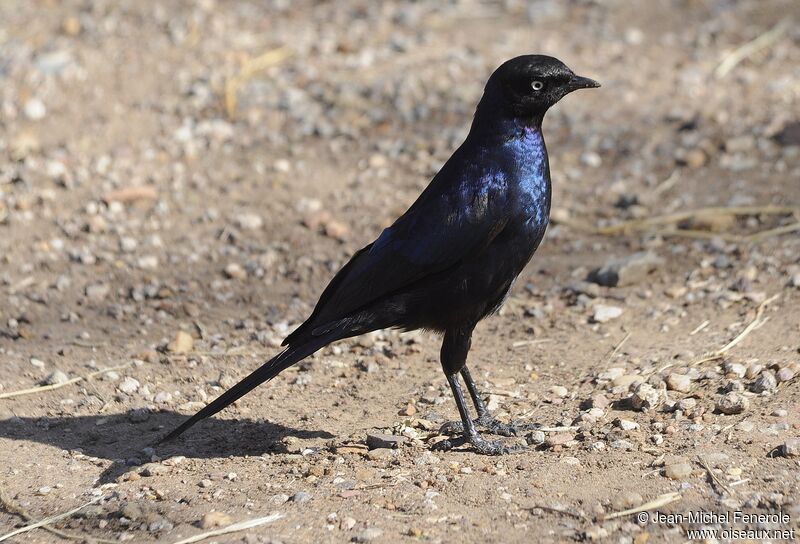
[1,1,799,543]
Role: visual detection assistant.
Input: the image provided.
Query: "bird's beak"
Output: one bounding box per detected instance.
[566,75,601,92]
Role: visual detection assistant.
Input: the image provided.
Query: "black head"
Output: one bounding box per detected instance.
[482,55,599,120]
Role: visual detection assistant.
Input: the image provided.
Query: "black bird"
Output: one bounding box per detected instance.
[162,55,599,454]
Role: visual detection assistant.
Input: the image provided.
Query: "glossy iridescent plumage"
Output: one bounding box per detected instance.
[162,56,599,454]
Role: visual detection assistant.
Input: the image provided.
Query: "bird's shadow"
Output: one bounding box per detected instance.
[0,410,334,485]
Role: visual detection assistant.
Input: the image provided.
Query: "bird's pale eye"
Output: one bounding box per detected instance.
[531,80,544,91]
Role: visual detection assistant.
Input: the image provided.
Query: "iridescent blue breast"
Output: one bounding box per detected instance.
[506,127,550,229]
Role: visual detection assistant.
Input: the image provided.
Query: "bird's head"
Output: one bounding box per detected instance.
[482,55,599,121]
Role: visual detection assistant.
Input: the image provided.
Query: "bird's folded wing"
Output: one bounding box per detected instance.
[283,170,509,345]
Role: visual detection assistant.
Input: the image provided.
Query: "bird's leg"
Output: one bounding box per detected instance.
[432,328,524,455]
[433,374,523,454]
[441,366,538,437]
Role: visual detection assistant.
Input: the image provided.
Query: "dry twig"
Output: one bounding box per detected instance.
[692,294,779,366]
[601,492,682,521]
[697,455,734,496]
[169,513,283,544]
[0,362,132,400]
[0,491,106,543]
[715,20,792,78]
[224,48,292,117]
[555,205,799,242]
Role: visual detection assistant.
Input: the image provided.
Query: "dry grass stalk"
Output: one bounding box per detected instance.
[224,47,292,117]
[0,362,132,400]
[692,294,779,366]
[698,455,734,495]
[169,513,283,544]
[601,492,682,521]
[715,20,792,78]
[555,205,799,241]
[0,492,106,543]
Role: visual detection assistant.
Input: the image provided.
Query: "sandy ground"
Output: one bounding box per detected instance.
[1,1,799,542]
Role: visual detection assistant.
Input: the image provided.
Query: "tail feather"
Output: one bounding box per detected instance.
[158,336,330,443]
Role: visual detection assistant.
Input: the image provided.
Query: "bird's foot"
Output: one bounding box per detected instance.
[431,431,525,455]
[439,415,539,437]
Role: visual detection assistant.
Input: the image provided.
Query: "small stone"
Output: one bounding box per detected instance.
[148,517,173,532]
[664,462,693,480]
[235,213,263,230]
[85,283,110,301]
[199,479,213,488]
[291,491,312,503]
[140,463,169,477]
[366,433,406,450]
[615,418,639,431]
[118,377,140,394]
[587,393,610,409]
[154,391,173,404]
[137,255,159,270]
[224,263,247,280]
[716,392,749,414]
[24,98,47,120]
[167,331,194,354]
[399,403,416,416]
[745,362,764,379]
[550,385,568,398]
[666,373,692,393]
[781,439,800,458]
[776,367,795,383]
[352,528,383,542]
[30,358,46,369]
[723,362,747,378]
[630,382,661,411]
[545,433,575,448]
[611,491,643,510]
[199,511,233,529]
[341,517,357,530]
[610,439,635,450]
[684,148,707,169]
[592,305,623,323]
[43,370,69,385]
[588,252,663,287]
[677,398,697,411]
[526,430,546,445]
[751,371,777,393]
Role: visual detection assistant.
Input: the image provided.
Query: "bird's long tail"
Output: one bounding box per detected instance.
[158,335,333,443]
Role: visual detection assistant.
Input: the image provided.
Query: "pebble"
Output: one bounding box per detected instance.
[224,262,247,280]
[140,463,169,477]
[615,418,639,431]
[751,371,777,393]
[85,283,111,301]
[723,361,747,378]
[235,213,263,230]
[550,385,569,398]
[167,331,194,353]
[664,462,693,480]
[526,430,546,445]
[630,382,661,411]
[782,439,800,458]
[118,377,141,394]
[776,367,795,383]
[352,528,383,542]
[291,491,312,503]
[30,358,46,369]
[588,252,663,287]
[666,373,692,393]
[43,370,69,385]
[24,98,47,120]
[593,305,623,323]
[199,511,233,529]
[366,433,406,449]
[716,392,749,414]
[611,491,643,510]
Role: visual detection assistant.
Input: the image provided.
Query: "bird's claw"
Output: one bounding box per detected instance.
[439,415,539,437]
[431,432,524,455]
